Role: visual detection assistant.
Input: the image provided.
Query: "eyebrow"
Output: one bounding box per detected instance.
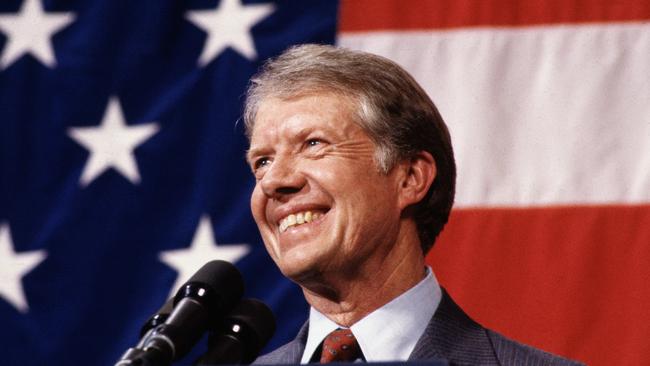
[244,125,318,163]
[244,149,255,164]
[245,147,264,165]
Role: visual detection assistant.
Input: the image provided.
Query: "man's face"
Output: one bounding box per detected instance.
[247,93,404,281]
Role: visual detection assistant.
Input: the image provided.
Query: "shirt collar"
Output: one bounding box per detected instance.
[301,267,442,363]
[301,306,340,363]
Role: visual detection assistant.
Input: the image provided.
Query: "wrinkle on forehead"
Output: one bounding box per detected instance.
[253,92,359,126]
[249,94,363,150]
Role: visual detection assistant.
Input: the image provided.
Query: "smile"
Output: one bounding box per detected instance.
[278,211,324,232]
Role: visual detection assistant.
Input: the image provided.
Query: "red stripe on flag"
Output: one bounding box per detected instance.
[427,205,650,365]
[340,0,650,32]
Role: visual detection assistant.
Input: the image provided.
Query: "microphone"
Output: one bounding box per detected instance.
[116,260,244,366]
[139,297,174,340]
[195,298,276,365]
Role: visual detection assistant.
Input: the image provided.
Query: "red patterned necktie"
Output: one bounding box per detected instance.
[319,328,361,363]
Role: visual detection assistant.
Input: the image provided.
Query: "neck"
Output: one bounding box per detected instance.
[299,228,426,327]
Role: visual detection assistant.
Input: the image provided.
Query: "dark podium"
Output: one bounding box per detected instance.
[204,362,449,366]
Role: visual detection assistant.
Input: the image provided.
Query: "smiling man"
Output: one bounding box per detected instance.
[244,44,580,365]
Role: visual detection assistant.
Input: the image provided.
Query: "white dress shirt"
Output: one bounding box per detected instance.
[300,267,442,363]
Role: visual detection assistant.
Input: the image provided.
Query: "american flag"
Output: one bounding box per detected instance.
[0,0,334,364]
[1,1,648,365]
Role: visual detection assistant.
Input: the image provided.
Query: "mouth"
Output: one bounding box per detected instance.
[278,210,328,233]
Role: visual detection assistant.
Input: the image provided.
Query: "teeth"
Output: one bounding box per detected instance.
[279,210,322,232]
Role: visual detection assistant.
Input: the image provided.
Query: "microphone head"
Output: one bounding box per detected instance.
[223,298,276,362]
[174,260,245,321]
[227,298,276,346]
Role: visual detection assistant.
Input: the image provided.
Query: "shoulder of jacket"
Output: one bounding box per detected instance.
[487,329,585,366]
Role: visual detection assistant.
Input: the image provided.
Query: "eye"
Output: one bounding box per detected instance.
[253,156,271,170]
[306,138,322,148]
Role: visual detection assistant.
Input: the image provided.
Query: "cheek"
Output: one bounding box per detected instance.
[250,186,267,224]
[308,160,364,194]
[250,188,280,258]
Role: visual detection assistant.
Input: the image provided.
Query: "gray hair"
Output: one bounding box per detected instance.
[244,44,456,253]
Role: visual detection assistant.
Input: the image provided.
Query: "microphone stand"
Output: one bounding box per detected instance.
[115,325,174,366]
[116,347,167,366]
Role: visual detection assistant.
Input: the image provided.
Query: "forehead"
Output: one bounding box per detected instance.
[249,93,362,145]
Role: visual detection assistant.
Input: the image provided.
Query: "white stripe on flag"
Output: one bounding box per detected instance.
[339,22,650,207]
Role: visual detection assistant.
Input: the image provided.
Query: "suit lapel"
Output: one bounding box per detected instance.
[255,321,309,364]
[409,290,500,365]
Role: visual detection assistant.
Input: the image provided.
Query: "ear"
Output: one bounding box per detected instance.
[397,151,437,210]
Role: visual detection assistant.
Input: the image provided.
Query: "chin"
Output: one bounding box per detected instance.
[274,251,323,284]
[279,266,315,287]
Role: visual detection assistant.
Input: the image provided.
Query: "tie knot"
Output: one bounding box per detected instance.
[320,328,361,363]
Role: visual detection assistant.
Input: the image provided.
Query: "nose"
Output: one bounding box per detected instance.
[259,155,305,200]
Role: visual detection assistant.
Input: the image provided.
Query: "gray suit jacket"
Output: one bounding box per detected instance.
[254,291,583,365]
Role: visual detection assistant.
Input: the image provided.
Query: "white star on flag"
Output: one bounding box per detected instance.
[186,0,275,65]
[0,224,47,313]
[0,0,75,69]
[67,97,160,187]
[159,215,250,298]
